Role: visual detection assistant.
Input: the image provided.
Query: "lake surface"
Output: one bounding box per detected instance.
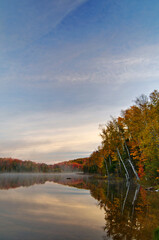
[0,173,158,240]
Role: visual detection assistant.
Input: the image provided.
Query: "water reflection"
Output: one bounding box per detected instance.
[88,180,159,240]
[0,173,159,240]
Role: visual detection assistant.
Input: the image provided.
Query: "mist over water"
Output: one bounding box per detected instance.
[0,172,86,190]
[0,173,158,240]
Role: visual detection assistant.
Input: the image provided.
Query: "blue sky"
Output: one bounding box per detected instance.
[0,0,159,163]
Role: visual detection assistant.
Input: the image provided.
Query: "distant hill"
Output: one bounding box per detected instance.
[0,158,56,173]
[53,157,89,172]
[0,157,89,173]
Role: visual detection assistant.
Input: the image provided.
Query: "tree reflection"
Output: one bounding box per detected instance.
[89,181,159,240]
[0,173,158,240]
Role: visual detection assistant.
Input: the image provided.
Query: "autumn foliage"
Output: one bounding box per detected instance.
[0,90,158,183]
[83,90,159,183]
[0,158,57,173]
[0,157,88,173]
[53,158,88,172]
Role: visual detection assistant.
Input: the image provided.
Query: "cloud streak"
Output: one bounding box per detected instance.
[0,0,88,51]
[2,42,159,90]
[0,108,109,163]
[0,0,159,162]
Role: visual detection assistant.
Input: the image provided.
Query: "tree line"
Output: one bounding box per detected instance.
[0,157,86,173]
[0,158,57,173]
[0,90,158,183]
[83,90,159,184]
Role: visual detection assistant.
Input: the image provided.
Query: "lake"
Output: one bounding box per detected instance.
[0,173,158,240]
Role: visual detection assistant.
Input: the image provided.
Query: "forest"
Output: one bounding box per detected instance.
[0,90,158,184]
[0,158,56,173]
[0,157,86,173]
[83,89,159,184]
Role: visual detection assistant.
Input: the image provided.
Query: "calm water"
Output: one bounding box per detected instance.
[0,173,158,240]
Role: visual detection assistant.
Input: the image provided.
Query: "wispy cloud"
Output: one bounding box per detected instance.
[0,108,107,163]
[0,0,88,51]
[4,42,159,86]
[53,43,159,85]
[0,0,158,163]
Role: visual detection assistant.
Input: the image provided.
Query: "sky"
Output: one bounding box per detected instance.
[0,0,159,164]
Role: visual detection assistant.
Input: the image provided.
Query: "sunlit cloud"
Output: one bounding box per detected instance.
[0,182,104,238]
[0,0,159,162]
[0,109,108,163]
